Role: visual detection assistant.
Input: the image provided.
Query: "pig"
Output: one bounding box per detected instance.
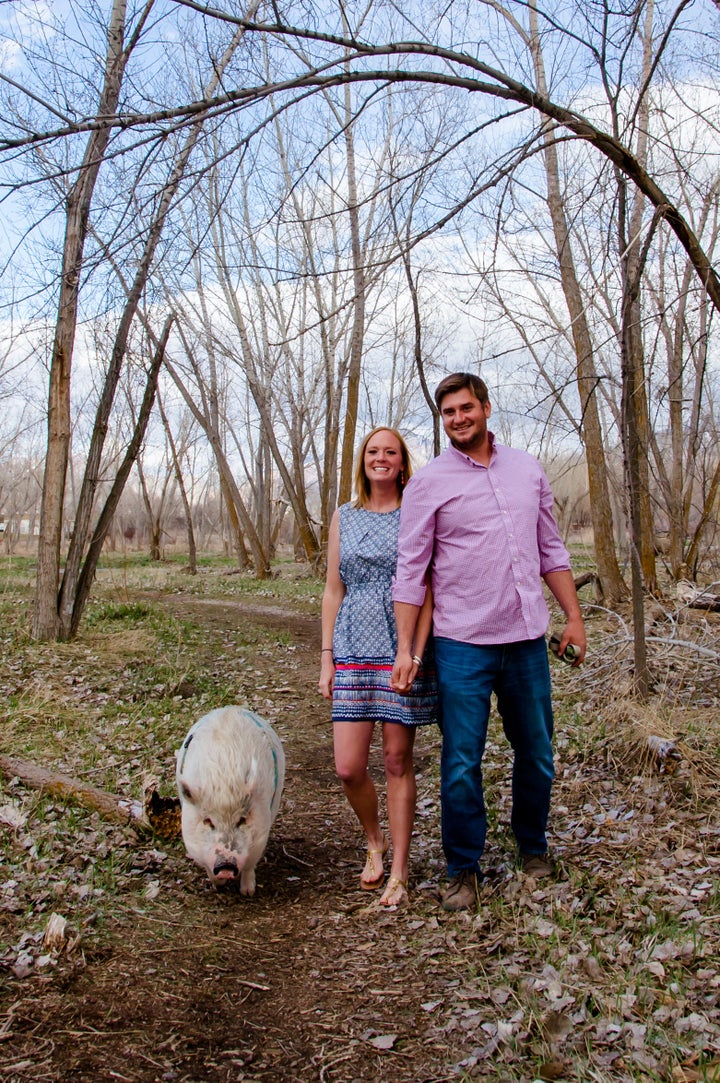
[176,706,285,894]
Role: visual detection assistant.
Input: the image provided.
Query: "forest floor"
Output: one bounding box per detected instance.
[0,555,719,1083]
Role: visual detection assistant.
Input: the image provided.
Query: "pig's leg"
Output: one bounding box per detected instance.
[240,867,256,896]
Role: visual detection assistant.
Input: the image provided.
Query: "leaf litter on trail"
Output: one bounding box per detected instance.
[0,574,719,1081]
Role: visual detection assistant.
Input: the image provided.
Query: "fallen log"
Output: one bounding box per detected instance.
[0,754,144,825]
[574,572,599,590]
[573,571,603,602]
[688,597,720,612]
[676,581,720,611]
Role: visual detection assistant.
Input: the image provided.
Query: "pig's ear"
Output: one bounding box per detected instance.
[180,782,195,802]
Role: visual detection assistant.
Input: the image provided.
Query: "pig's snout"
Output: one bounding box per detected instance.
[213,858,239,880]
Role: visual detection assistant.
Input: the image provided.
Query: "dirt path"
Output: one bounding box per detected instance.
[2,594,467,1083]
[4,590,719,1083]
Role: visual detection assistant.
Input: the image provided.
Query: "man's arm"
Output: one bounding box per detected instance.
[391,472,437,690]
[543,568,586,665]
[391,600,422,692]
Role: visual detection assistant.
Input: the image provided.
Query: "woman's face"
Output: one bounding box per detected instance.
[363,430,403,486]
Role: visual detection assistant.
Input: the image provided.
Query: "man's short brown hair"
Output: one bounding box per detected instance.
[434,372,489,410]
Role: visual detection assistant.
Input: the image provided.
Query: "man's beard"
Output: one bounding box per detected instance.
[449,427,483,451]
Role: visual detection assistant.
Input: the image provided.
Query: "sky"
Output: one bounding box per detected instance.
[1,0,720,476]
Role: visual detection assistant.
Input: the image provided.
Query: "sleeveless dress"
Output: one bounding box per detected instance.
[331,502,438,726]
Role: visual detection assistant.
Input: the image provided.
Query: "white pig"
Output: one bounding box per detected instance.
[176,706,285,894]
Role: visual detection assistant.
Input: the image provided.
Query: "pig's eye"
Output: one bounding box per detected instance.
[235,816,247,828]
[203,817,215,829]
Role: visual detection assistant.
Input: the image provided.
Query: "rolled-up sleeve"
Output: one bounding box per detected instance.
[392,475,435,606]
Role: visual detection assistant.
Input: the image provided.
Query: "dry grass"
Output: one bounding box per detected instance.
[0,556,718,1082]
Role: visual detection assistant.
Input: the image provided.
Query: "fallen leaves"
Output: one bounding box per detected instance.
[42,912,68,952]
[365,1032,398,1050]
[0,570,719,1082]
[5,915,80,980]
[0,800,27,830]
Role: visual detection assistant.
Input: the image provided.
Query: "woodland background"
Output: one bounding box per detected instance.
[2,6,720,1078]
[0,0,718,666]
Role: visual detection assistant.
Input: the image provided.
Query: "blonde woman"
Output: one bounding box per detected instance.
[319,427,437,907]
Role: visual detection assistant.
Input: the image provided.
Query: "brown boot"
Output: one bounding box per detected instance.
[441,870,480,912]
[520,852,554,878]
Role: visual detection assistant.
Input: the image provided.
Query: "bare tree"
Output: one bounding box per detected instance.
[66,314,174,638]
[3,0,720,626]
[168,56,442,561]
[163,312,268,575]
[31,0,156,640]
[646,174,720,578]
[156,388,198,574]
[526,0,628,603]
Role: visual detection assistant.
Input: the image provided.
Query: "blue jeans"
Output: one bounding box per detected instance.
[434,636,554,876]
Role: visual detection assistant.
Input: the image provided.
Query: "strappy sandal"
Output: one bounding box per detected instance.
[379,876,408,907]
[360,833,389,890]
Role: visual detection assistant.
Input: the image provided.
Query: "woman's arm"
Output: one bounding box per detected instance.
[319,510,345,699]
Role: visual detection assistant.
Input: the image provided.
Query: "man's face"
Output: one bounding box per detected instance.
[439,388,492,454]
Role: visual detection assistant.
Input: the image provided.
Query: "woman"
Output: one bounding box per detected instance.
[319,427,437,908]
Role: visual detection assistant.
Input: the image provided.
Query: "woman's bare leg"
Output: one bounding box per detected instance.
[380,723,416,903]
[334,721,386,884]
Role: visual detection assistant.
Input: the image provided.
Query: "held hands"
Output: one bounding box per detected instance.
[391,649,420,693]
[321,646,422,697]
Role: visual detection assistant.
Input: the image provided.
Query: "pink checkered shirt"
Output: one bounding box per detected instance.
[392,437,572,645]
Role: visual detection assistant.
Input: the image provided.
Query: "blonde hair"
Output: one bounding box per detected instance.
[353,427,413,509]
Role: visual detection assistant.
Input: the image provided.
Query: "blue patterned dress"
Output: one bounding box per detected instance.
[331,502,438,725]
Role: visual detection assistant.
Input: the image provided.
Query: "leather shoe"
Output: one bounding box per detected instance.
[441,869,479,912]
[520,852,554,877]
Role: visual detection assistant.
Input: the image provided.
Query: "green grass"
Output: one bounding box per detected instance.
[84,600,156,625]
[82,551,324,613]
[0,552,317,793]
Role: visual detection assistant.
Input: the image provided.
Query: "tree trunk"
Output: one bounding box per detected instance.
[613,0,659,693]
[338,75,366,505]
[623,225,657,595]
[157,389,197,574]
[50,21,247,639]
[32,0,149,641]
[618,197,667,697]
[392,200,441,457]
[529,1,628,604]
[136,458,162,561]
[67,315,173,637]
[57,125,202,633]
[684,455,720,576]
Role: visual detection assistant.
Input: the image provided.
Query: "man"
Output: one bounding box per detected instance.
[392,372,586,912]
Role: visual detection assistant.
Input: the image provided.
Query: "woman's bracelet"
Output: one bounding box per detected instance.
[321,648,334,655]
[412,655,422,667]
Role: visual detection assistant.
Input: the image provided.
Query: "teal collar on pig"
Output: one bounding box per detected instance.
[179,709,281,804]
